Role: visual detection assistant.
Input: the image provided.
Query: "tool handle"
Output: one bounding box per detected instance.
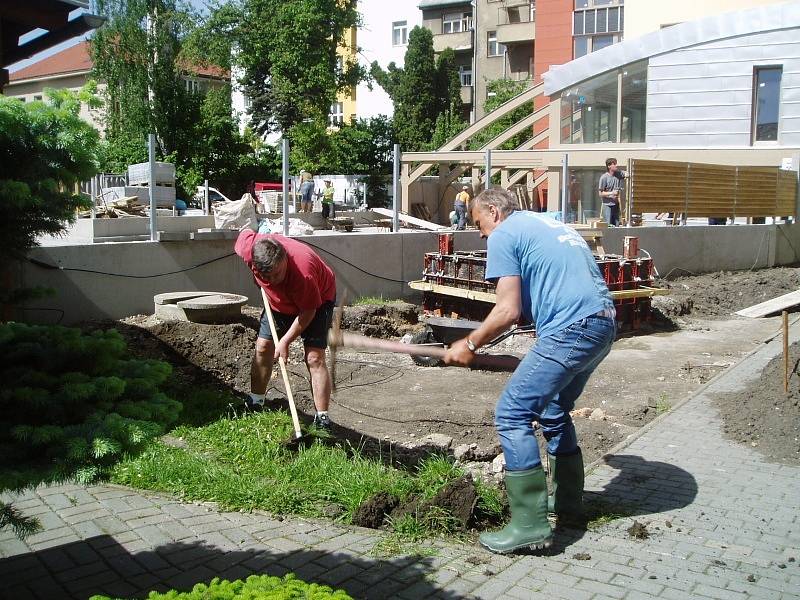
[261,289,303,439]
[329,331,520,372]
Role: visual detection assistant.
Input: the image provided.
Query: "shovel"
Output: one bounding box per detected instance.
[260,288,314,450]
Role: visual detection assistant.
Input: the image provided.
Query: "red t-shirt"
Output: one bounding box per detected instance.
[235,230,336,314]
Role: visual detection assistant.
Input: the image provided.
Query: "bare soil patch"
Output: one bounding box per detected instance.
[714,340,800,464]
[105,270,789,475]
[654,266,800,318]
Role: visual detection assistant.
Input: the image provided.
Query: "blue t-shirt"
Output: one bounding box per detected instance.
[486,211,613,338]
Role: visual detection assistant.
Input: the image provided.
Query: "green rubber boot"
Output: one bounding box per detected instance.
[547,449,585,523]
[479,466,552,554]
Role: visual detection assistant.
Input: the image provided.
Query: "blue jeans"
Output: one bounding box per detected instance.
[495,314,616,471]
[602,203,619,226]
[454,201,467,230]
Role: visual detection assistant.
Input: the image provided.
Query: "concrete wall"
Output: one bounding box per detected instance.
[17,231,485,325]
[16,224,800,325]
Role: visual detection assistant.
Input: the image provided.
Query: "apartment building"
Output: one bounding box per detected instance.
[420,0,536,121]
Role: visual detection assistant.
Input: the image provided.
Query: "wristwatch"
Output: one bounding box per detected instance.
[466,338,477,353]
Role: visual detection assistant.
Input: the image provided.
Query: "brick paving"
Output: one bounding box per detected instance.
[2,326,800,599]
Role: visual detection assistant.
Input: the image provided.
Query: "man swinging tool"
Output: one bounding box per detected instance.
[444,188,616,554]
[235,229,336,431]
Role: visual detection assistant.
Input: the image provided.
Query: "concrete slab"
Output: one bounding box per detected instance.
[191,230,240,240]
[153,292,248,324]
[156,232,192,242]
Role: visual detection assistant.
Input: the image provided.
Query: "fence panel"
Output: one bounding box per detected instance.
[629,159,689,214]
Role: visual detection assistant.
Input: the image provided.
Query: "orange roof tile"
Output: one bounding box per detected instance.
[9,40,229,82]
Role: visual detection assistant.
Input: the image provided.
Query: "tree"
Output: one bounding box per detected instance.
[469,79,532,150]
[199,0,364,136]
[0,87,99,262]
[372,28,463,151]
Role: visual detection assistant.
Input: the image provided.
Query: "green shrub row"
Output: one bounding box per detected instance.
[89,574,353,600]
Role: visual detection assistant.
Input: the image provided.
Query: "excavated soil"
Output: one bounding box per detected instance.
[714,340,800,464]
[104,268,790,474]
[653,266,800,318]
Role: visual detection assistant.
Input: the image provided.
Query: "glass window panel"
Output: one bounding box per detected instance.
[584,9,595,34]
[568,169,607,223]
[592,35,614,52]
[575,0,589,8]
[754,67,782,142]
[620,6,624,31]
[573,11,583,35]
[608,7,619,32]
[596,8,607,32]
[621,60,647,142]
[560,69,618,143]
[594,0,612,4]
[574,36,588,58]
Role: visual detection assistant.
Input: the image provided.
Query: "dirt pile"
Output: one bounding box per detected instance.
[352,475,479,531]
[714,341,800,464]
[654,267,800,318]
[341,302,421,338]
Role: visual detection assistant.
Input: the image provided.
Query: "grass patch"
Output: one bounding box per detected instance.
[111,410,470,533]
[474,480,505,520]
[352,296,400,306]
[369,533,440,559]
[655,394,671,415]
[584,497,633,530]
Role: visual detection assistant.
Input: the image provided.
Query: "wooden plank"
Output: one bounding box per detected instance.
[372,208,448,231]
[736,289,800,318]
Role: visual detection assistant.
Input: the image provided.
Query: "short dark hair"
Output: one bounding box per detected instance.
[605,158,617,169]
[473,188,519,217]
[252,238,286,275]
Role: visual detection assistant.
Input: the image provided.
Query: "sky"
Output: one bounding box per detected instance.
[8,0,212,74]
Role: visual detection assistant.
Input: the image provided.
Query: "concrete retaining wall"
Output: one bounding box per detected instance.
[16,223,800,325]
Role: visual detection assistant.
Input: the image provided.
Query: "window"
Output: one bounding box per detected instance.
[530,1,536,22]
[574,36,588,58]
[487,31,506,57]
[443,12,471,33]
[33,94,43,101]
[621,61,647,142]
[392,21,408,46]
[185,79,201,94]
[244,95,252,109]
[560,69,619,143]
[329,102,344,127]
[460,66,473,87]
[592,35,614,51]
[753,66,782,142]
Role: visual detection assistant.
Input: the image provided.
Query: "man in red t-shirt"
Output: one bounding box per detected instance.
[235,229,337,430]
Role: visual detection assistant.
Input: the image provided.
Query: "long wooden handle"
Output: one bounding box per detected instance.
[329,330,520,372]
[260,288,303,439]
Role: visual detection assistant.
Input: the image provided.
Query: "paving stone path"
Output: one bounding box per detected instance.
[2,324,799,600]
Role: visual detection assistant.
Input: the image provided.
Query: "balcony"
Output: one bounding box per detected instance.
[433,30,472,53]
[497,20,535,44]
[460,85,473,105]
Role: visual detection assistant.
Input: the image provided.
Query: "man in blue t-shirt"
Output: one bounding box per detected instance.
[445,188,616,555]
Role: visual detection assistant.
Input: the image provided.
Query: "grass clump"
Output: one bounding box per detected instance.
[90,573,352,599]
[352,295,400,306]
[655,394,671,415]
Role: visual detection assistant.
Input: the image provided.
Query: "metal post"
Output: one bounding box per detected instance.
[90,175,96,219]
[148,134,157,241]
[282,137,290,236]
[485,148,492,190]
[203,179,209,215]
[393,144,401,232]
[363,181,368,208]
[561,153,569,222]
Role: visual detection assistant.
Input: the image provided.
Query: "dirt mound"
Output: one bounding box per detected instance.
[654,267,800,318]
[352,491,399,529]
[714,341,800,464]
[341,302,421,338]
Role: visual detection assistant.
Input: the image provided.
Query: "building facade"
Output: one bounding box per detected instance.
[543,1,800,218]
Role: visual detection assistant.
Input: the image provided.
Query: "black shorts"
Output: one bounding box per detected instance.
[258,300,335,349]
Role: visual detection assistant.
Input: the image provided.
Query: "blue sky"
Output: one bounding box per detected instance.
[9,0,212,73]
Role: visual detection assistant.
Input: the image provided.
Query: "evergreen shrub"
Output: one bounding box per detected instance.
[0,323,182,486]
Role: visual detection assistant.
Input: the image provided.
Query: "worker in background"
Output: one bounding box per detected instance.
[234,229,336,431]
[598,158,624,226]
[444,188,615,554]
[321,179,335,219]
[454,184,471,230]
[299,171,315,213]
